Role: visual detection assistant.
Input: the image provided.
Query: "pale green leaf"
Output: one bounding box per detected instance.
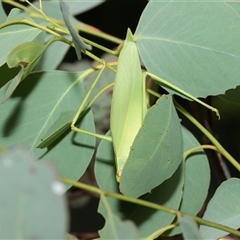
[95,132,184,238]
[0,70,95,186]
[1,41,47,102]
[0,146,68,239]
[34,31,70,71]
[135,1,240,98]
[35,39,70,71]
[179,216,203,240]
[169,126,210,236]
[99,215,139,239]
[99,196,139,239]
[0,63,20,88]
[0,1,7,23]
[0,9,42,66]
[7,42,46,69]
[200,178,240,239]
[1,65,24,103]
[180,127,210,214]
[59,0,91,60]
[61,0,104,15]
[120,95,183,198]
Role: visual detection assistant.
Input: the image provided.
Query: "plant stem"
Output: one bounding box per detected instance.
[62,178,240,238]
[82,37,120,56]
[0,18,72,45]
[174,99,240,172]
[86,82,114,110]
[146,223,178,239]
[146,72,220,118]
[79,24,122,45]
[184,145,217,160]
[2,0,31,12]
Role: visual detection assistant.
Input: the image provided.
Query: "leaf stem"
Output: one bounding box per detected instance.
[146,223,178,239]
[2,0,31,12]
[71,65,112,142]
[184,145,218,160]
[86,82,114,110]
[62,178,240,238]
[174,99,240,172]
[146,72,220,118]
[81,37,121,56]
[0,18,72,45]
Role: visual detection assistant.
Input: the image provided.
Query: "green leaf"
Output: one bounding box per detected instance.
[0,1,7,23]
[181,127,210,213]
[35,38,70,71]
[0,9,42,66]
[179,216,203,240]
[169,126,210,236]
[219,86,240,105]
[99,196,140,239]
[135,1,240,98]
[7,42,47,69]
[0,63,19,88]
[60,0,104,15]
[59,0,91,60]
[95,132,184,238]
[0,70,96,187]
[120,95,183,198]
[200,178,240,239]
[1,65,24,103]
[0,146,68,239]
[1,41,47,103]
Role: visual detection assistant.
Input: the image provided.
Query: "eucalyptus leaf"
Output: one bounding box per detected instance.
[0,70,96,186]
[1,65,24,103]
[35,39,70,71]
[200,178,240,240]
[135,1,240,98]
[0,1,7,23]
[0,9,42,67]
[0,146,68,239]
[99,196,140,239]
[7,42,47,70]
[0,63,19,89]
[1,42,48,102]
[95,131,184,238]
[120,95,183,198]
[59,0,91,60]
[179,216,203,240]
[62,0,104,15]
[168,126,210,236]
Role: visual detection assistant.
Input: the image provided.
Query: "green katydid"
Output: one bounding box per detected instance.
[70,28,219,184]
